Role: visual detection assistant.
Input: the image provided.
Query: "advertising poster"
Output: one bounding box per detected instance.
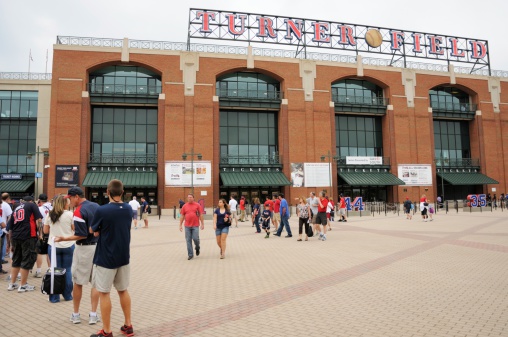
[397,164,433,186]
[290,163,305,187]
[346,156,383,165]
[55,165,79,187]
[165,161,212,187]
[304,163,331,187]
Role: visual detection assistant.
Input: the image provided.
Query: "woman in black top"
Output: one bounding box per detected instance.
[213,199,231,259]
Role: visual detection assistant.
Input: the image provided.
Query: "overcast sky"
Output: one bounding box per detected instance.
[1,0,507,73]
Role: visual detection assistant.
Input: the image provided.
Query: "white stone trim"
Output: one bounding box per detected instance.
[82,91,89,98]
[488,77,501,113]
[300,60,316,102]
[180,52,199,97]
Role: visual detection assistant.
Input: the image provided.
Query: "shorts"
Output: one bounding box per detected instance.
[11,238,37,270]
[142,212,148,220]
[315,212,327,225]
[338,208,346,215]
[215,226,230,236]
[230,212,238,219]
[72,245,96,285]
[92,264,130,293]
[421,208,427,216]
[273,212,281,222]
[326,213,331,219]
[132,210,138,220]
[404,209,411,214]
[261,219,271,230]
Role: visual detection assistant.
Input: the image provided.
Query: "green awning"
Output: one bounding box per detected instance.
[339,172,405,186]
[0,180,34,192]
[82,172,157,188]
[220,172,291,187]
[437,172,499,185]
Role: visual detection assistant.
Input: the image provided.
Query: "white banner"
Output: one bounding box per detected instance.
[165,161,212,187]
[346,156,383,165]
[398,164,433,186]
[304,163,331,187]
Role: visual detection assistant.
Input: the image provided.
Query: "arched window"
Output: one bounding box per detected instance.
[216,72,281,99]
[89,65,161,96]
[331,79,385,106]
[429,86,472,113]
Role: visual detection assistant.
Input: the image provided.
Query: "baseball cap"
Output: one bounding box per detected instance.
[66,186,84,198]
[23,196,34,202]
[38,193,48,201]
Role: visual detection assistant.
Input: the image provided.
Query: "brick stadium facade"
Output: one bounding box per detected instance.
[44,37,507,212]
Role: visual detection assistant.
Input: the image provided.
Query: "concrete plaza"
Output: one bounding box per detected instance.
[3,209,508,337]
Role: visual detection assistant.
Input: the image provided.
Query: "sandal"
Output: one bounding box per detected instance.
[297,239,302,241]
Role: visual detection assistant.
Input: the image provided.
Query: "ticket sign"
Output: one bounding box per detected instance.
[467,194,487,207]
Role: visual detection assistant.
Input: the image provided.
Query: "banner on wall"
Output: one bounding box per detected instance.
[346,156,383,165]
[397,164,433,186]
[303,162,331,187]
[165,161,212,187]
[290,163,305,187]
[55,165,79,187]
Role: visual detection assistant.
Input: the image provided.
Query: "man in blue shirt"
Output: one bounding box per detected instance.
[140,197,149,228]
[90,179,133,337]
[275,193,292,238]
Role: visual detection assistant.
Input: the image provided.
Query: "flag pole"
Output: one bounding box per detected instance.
[45,49,48,74]
[28,49,31,74]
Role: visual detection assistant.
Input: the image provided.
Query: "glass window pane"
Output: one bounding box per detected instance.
[258,113,268,127]
[348,131,357,146]
[94,109,103,123]
[268,113,275,127]
[228,128,238,144]
[365,118,374,131]
[357,131,366,147]
[228,112,238,126]
[249,128,258,144]
[338,131,348,146]
[102,143,112,153]
[114,124,124,142]
[220,112,228,126]
[136,125,146,142]
[114,108,125,124]
[125,125,136,142]
[136,109,146,124]
[259,128,268,145]
[103,108,114,123]
[356,118,365,130]
[147,125,157,142]
[365,132,374,147]
[238,112,248,127]
[249,145,258,155]
[228,145,238,156]
[248,113,258,127]
[93,124,102,142]
[102,124,113,142]
[147,110,157,124]
[125,109,136,124]
[239,145,248,155]
[268,128,276,145]
[259,145,269,156]
[10,101,19,118]
[238,127,249,144]
[220,127,228,143]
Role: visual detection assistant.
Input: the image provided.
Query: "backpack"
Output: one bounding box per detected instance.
[147,205,151,214]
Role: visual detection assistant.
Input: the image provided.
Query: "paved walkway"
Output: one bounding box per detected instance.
[3,210,508,337]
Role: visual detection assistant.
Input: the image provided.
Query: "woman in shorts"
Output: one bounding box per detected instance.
[213,199,231,259]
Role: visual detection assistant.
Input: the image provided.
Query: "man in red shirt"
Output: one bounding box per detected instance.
[316,191,329,241]
[239,196,246,222]
[179,194,204,260]
[338,194,347,222]
[263,196,274,212]
[272,194,280,233]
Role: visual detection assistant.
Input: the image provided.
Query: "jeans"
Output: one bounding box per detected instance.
[1,234,6,262]
[48,244,75,303]
[185,226,200,257]
[254,214,261,232]
[276,214,292,236]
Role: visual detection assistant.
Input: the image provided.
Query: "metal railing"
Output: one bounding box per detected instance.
[89,154,157,165]
[336,156,390,166]
[220,155,281,165]
[332,95,388,106]
[431,102,477,113]
[216,89,283,100]
[87,84,161,96]
[0,72,52,80]
[55,36,508,78]
[434,158,480,167]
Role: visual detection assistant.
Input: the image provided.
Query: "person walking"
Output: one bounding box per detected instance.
[274,193,292,238]
[272,194,280,233]
[128,196,140,229]
[239,196,246,222]
[261,204,272,238]
[140,197,149,228]
[0,193,13,274]
[296,197,311,241]
[90,179,134,337]
[6,196,43,292]
[403,197,413,220]
[228,195,239,228]
[316,191,329,241]
[420,194,429,222]
[338,194,348,222]
[213,199,231,259]
[43,194,75,303]
[326,197,334,231]
[252,198,261,233]
[179,194,204,260]
[54,186,101,325]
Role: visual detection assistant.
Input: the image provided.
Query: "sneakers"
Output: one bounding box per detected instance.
[34,271,42,278]
[18,284,35,292]
[319,233,324,239]
[70,313,81,324]
[7,283,18,291]
[120,324,134,336]
[89,314,101,325]
[90,329,113,337]
[195,246,200,256]
[285,235,293,238]
[321,236,327,241]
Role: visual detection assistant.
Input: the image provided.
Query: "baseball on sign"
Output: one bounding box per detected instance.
[365,29,383,48]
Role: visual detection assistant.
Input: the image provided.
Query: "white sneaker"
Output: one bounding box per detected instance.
[34,271,42,278]
[89,314,100,325]
[7,283,18,291]
[18,284,35,292]
[70,313,81,324]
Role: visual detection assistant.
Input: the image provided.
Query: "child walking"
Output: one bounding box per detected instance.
[261,204,272,238]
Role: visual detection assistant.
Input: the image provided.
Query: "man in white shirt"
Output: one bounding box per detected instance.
[35,193,53,277]
[228,196,239,228]
[128,196,141,229]
[1,193,13,274]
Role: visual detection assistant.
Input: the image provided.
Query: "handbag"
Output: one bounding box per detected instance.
[41,237,66,295]
[423,202,429,207]
[36,235,49,255]
[307,223,314,237]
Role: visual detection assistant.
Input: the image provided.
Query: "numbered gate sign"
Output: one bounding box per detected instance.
[344,197,365,211]
[466,194,486,207]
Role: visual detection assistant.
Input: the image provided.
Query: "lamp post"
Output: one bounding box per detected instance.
[439,153,445,203]
[182,148,202,195]
[320,150,339,200]
[26,146,49,198]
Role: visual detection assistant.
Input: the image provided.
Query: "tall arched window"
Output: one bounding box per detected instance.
[429,86,473,113]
